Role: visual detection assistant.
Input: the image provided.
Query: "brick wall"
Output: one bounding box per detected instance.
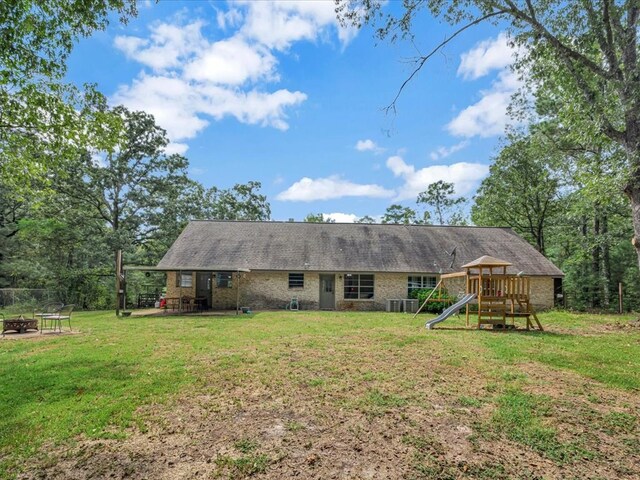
[163,270,556,311]
[166,271,196,299]
[529,276,555,309]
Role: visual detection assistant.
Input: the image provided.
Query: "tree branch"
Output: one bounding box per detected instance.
[384,10,506,113]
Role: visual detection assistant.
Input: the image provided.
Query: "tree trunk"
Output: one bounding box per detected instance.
[592,210,601,309]
[624,177,640,276]
[581,216,590,307]
[115,249,121,316]
[601,214,610,309]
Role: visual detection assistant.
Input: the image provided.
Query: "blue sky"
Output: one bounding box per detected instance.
[66,1,519,222]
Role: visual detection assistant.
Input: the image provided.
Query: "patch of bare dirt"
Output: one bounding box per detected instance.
[17,336,640,480]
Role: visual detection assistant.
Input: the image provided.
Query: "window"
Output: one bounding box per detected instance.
[175,272,193,288]
[344,274,374,299]
[408,275,437,296]
[216,272,233,288]
[289,273,304,289]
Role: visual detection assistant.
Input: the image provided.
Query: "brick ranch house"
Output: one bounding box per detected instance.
[157,220,563,311]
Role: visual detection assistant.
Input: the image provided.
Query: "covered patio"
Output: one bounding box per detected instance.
[122,266,251,316]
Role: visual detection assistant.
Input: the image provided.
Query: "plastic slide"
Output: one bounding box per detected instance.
[425,293,477,330]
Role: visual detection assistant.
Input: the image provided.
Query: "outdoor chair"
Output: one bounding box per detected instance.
[34,302,63,329]
[40,304,74,333]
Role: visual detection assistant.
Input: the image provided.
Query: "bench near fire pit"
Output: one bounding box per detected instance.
[2,315,38,336]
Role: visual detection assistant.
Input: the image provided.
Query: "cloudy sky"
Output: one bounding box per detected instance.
[66,1,518,222]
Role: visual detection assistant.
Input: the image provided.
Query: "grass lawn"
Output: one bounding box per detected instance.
[1,310,639,479]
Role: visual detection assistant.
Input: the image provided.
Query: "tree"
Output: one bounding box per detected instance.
[0,179,30,287]
[337,1,640,269]
[201,181,271,221]
[381,204,424,224]
[55,106,191,313]
[417,181,466,225]
[304,213,336,223]
[1,0,137,188]
[472,132,562,254]
[355,215,377,223]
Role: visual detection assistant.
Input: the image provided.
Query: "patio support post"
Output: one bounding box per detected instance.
[236,270,240,315]
[115,249,122,317]
[179,269,183,314]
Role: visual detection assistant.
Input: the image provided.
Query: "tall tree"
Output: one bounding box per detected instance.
[0,0,137,187]
[337,1,640,269]
[472,132,562,254]
[417,181,466,225]
[304,213,336,223]
[56,106,191,313]
[381,204,425,224]
[355,215,377,223]
[201,181,271,221]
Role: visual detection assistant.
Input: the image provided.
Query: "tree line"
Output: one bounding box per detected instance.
[2,1,639,311]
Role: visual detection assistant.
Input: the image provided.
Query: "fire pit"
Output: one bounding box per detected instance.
[2,315,38,336]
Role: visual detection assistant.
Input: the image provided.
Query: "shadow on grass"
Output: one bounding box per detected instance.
[427,327,572,338]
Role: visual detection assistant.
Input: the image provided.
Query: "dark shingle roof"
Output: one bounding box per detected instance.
[157,221,563,276]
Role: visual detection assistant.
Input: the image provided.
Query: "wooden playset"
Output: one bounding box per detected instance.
[415,255,543,331]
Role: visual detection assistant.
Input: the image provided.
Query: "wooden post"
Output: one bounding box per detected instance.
[179,269,183,314]
[619,282,623,314]
[236,270,240,315]
[465,269,470,327]
[115,250,122,316]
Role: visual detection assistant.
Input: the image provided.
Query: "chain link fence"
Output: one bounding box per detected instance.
[0,289,54,311]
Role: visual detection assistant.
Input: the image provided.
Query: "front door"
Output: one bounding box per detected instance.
[196,272,212,309]
[319,274,335,310]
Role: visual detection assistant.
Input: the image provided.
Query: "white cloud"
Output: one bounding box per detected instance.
[277,175,394,202]
[323,212,359,223]
[386,155,489,201]
[165,142,189,156]
[458,32,515,80]
[112,74,210,141]
[112,15,323,152]
[355,139,384,154]
[216,8,243,30]
[183,37,277,85]
[386,155,414,177]
[429,140,469,160]
[111,4,359,152]
[112,74,307,147]
[238,0,356,50]
[114,21,206,71]
[447,32,524,139]
[446,70,522,138]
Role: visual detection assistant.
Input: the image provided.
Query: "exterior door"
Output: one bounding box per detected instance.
[319,274,335,310]
[196,272,212,309]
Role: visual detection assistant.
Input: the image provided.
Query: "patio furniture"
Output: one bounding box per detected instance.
[181,296,194,312]
[33,302,64,322]
[194,297,207,311]
[165,297,180,311]
[40,304,74,333]
[2,314,39,336]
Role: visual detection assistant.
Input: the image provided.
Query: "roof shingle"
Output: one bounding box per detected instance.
[157,221,563,276]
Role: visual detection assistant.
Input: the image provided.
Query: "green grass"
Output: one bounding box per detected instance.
[490,388,593,463]
[0,309,639,478]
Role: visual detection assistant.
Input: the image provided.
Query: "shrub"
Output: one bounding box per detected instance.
[409,288,455,313]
